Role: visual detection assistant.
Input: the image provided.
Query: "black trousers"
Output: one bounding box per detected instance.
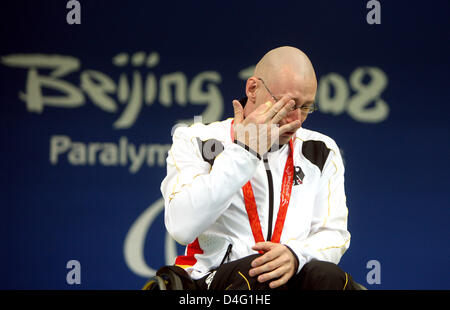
[195,254,358,290]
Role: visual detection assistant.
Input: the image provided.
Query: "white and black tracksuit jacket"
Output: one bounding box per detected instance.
[161,118,350,280]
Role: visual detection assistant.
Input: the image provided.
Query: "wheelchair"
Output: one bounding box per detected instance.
[142,266,196,290]
[142,265,367,290]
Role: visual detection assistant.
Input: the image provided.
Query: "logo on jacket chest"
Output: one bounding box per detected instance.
[293,166,305,185]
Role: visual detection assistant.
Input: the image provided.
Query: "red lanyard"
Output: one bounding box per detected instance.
[230,120,294,244]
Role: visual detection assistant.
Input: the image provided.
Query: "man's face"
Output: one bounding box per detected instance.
[254,73,317,145]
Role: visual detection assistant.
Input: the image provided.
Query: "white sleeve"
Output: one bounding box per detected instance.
[161,127,260,245]
[285,146,351,273]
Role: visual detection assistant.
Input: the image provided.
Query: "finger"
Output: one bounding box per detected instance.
[232,100,244,124]
[250,253,286,279]
[270,99,295,124]
[279,120,302,135]
[251,243,278,268]
[269,271,292,289]
[249,259,278,278]
[252,241,276,253]
[263,101,273,112]
[257,264,287,284]
[264,95,292,120]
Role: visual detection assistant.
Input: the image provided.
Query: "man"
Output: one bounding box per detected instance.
[161,46,357,290]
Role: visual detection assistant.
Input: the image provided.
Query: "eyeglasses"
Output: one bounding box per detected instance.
[257,77,317,115]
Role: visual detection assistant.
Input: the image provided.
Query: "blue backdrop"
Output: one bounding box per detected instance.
[1,0,449,289]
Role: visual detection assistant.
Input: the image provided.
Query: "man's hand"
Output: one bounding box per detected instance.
[249,242,299,289]
[232,97,301,156]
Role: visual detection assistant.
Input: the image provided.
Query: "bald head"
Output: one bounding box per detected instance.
[254,46,316,87]
[243,46,318,144]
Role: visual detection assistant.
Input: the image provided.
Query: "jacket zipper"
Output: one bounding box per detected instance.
[219,244,233,266]
[263,156,274,241]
